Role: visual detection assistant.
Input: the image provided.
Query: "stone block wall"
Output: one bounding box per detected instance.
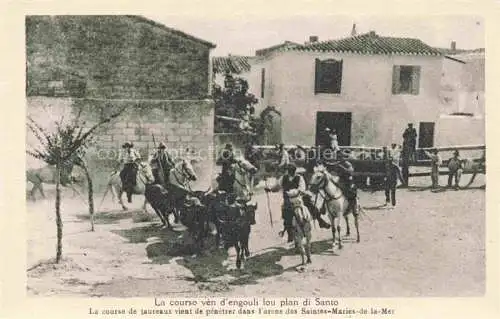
[27,97,215,192]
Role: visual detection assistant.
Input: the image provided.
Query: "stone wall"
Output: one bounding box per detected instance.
[27,97,215,192]
[26,16,213,100]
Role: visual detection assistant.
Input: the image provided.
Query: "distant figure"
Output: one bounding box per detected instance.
[388,143,405,185]
[447,149,463,189]
[325,127,341,161]
[403,123,417,161]
[383,149,398,208]
[276,143,290,175]
[424,148,442,189]
[118,142,141,203]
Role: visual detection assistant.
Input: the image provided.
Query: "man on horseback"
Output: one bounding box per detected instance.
[216,143,238,194]
[118,142,141,203]
[150,141,176,189]
[331,152,358,213]
[265,163,306,243]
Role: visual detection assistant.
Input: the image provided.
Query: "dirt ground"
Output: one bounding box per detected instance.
[27,174,485,298]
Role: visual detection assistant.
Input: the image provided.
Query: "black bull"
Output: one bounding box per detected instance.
[145,185,256,260]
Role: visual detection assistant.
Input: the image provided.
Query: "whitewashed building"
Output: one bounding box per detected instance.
[247,31,480,148]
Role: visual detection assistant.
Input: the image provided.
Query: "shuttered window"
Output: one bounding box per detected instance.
[314,58,343,94]
[392,65,421,95]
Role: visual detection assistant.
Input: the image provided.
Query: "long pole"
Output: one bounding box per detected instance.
[264,179,273,228]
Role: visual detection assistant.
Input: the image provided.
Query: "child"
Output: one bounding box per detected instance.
[447,149,463,189]
[424,148,442,189]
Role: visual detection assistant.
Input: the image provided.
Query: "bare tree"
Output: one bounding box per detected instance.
[27,106,126,263]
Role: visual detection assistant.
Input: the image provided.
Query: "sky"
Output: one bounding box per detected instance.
[146,14,484,56]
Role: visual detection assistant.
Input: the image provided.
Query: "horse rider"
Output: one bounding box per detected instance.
[334,151,359,214]
[447,149,463,189]
[216,143,238,194]
[265,163,309,243]
[150,141,176,189]
[118,142,141,203]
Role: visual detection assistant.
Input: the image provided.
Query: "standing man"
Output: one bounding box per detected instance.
[324,128,341,161]
[403,123,417,162]
[447,149,463,189]
[119,142,142,203]
[265,164,306,243]
[424,148,442,189]
[276,143,290,176]
[388,143,405,185]
[383,155,398,208]
[150,141,176,188]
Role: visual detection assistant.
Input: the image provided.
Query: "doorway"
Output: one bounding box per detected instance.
[418,122,435,148]
[315,112,352,146]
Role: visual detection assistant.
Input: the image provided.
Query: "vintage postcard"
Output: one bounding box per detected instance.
[1,0,499,318]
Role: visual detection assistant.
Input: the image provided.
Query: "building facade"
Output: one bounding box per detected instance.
[248,32,481,148]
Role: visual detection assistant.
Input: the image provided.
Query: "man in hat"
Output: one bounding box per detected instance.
[324,128,341,161]
[403,123,417,162]
[216,143,238,193]
[447,149,463,189]
[119,142,142,203]
[150,141,176,188]
[334,152,358,213]
[276,143,290,176]
[265,163,307,243]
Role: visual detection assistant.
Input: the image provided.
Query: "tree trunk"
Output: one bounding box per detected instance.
[55,164,63,263]
[80,162,95,231]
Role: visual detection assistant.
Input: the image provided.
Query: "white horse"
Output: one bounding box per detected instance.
[105,162,155,211]
[288,194,313,266]
[165,158,198,221]
[308,165,360,252]
[26,164,86,201]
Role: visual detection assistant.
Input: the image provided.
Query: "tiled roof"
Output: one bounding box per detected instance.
[212,56,252,74]
[126,16,216,48]
[255,41,300,56]
[435,47,484,55]
[284,32,442,56]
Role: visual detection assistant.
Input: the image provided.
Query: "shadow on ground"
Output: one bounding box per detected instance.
[76,209,155,225]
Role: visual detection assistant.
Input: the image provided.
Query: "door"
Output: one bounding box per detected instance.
[418,122,435,148]
[315,112,352,146]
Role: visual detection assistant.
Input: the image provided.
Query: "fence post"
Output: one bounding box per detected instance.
[401,146,410,187]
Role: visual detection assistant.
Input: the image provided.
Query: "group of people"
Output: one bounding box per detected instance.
[118,141,177,203]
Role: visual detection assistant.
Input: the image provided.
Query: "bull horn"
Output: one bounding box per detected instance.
[204,186,212,194]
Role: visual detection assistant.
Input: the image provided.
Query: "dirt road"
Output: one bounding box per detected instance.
[27,175,485,297]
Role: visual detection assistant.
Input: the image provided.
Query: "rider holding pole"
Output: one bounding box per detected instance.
[265,163,306,243]
[150,141,175,189]
[118,142,141,203]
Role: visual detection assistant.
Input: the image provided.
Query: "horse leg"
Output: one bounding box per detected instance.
[30,183,38,201]
[344,214,350,237]
[235,243,242,269]
[37,183,46,199]
[153,208,167,226]
[117,189,127,211]
[354,212,360,243]
[337,218,343,250]
[306,229,312,264]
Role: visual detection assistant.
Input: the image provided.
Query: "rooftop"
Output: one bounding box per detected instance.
[282,31,442,56]
[212,55,252,74]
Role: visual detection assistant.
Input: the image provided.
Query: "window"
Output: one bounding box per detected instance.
[315,58,343,94]
[260,68,265,98]
[392,65,421,95]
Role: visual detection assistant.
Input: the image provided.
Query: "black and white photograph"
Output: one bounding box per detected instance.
[1,1,498,317]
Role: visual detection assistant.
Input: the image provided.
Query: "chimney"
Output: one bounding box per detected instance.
[351,23,357,36]
[451,41,457,51]
[309,36,318,43]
